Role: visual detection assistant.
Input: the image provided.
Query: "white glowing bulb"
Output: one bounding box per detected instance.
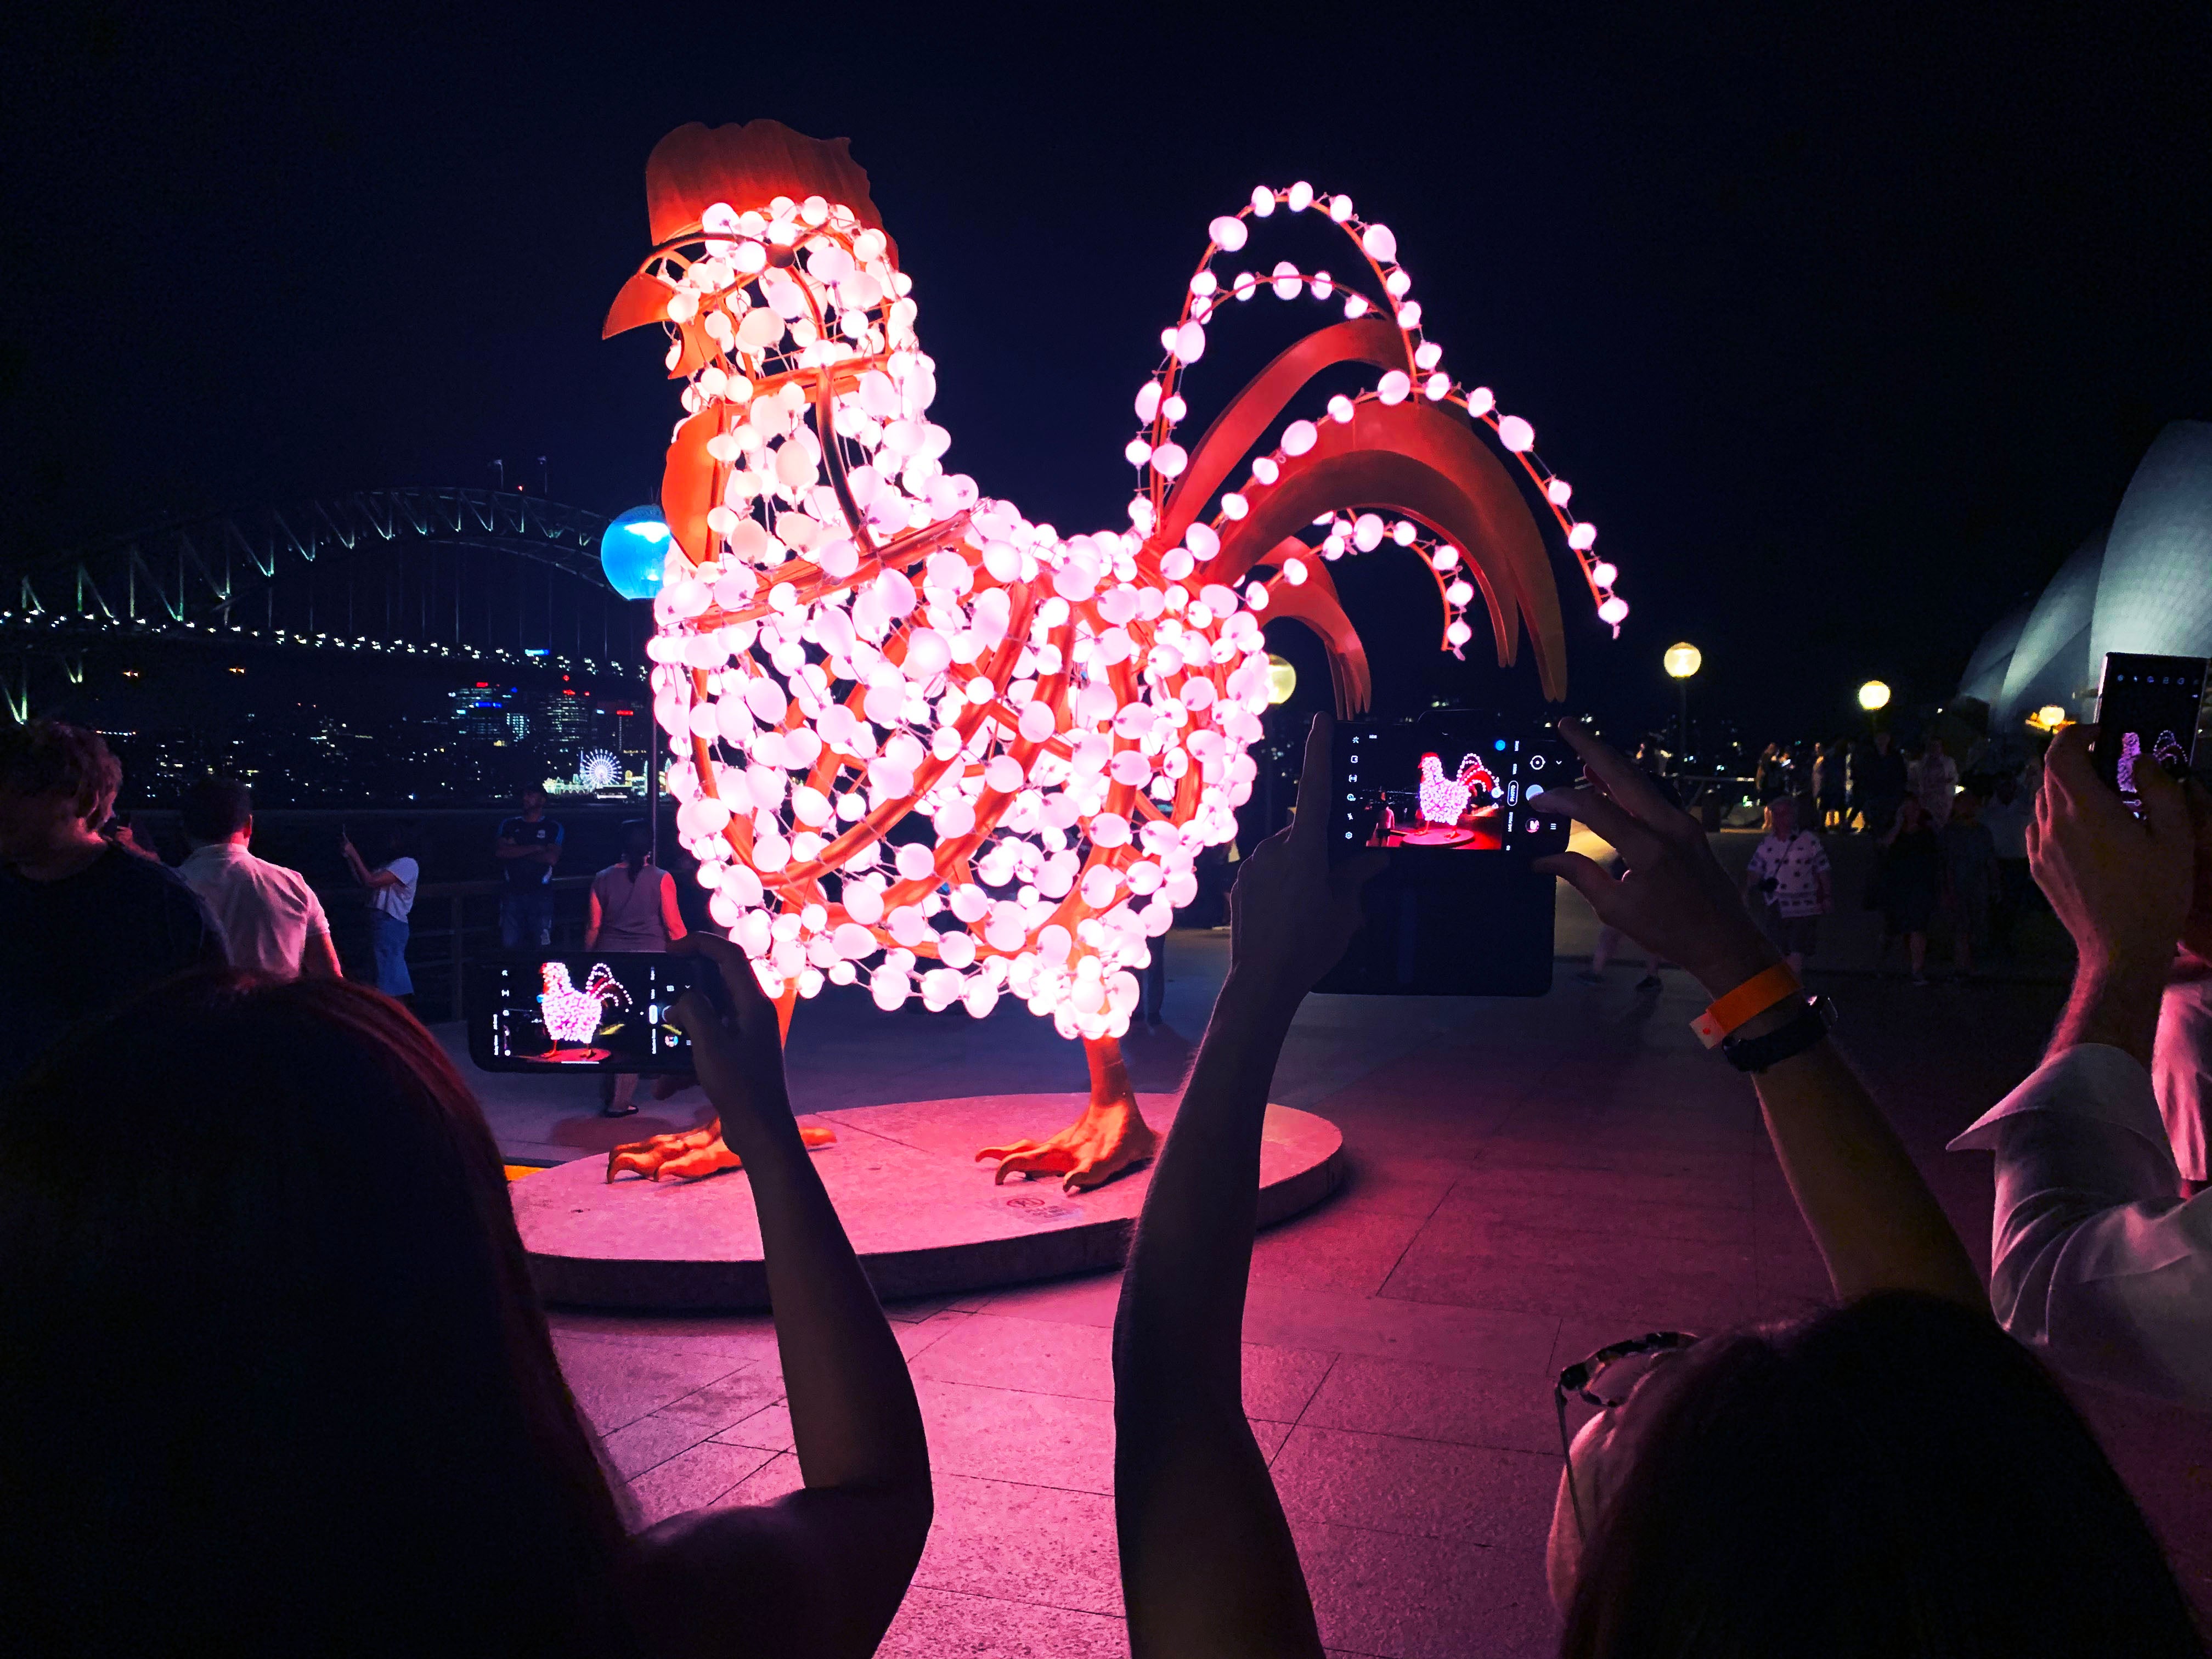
[1466,386,1496,416]
[1328,394,1355,423]
[1150,442,1189,478]
[1280,420,1317,456]
[1430,546,1459,571]
[1446,619,1474,647]
[1414,341,1442,370]
[1220,491,1249,519]
[1378,370,1411,405]
[1172,320,1206,363]
[1496,415,1536,452]
[1547,478,1573,506]
[1598,596,1629,625]
[1209,215,1248,251]
[1591,561,1617,587]
[1329,194,1353,222]
[1135,380,1163,422]
[1282,556,1309,586]
[1124,437,1153,467]
[1184,523,1220,561]
[1569,523,1598,551]
[1286,180,1313,212]
[1271,261,1302,301]
[1361,223,1397,262]
[1342,294,1369,319]
[1424,373,1449,400]
[1190,270,1218,297]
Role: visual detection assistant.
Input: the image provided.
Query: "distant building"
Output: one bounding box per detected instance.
[540,684,592,751]
[449,683,530,743]
[1961,422,2212,735]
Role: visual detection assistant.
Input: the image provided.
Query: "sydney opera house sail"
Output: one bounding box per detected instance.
[1962,421,2212,732]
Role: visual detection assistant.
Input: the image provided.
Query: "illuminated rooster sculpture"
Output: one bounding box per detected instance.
[1416,753,1498,830]
[539,962,628,1053]
[602,121,1622,1190]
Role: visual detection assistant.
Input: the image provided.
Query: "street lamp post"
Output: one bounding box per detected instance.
[1663,642,1702,773]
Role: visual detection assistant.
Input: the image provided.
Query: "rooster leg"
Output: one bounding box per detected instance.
[606,1119,838,1182]
[976,1036,1159,1194]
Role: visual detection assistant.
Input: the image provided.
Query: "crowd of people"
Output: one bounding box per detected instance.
[1679,730,2043,988]
[4,709,2210,1655]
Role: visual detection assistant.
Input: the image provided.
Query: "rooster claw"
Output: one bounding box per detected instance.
[606,1119,838,1182]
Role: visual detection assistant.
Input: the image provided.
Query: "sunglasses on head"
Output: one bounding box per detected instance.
[1554,1330,1700,1540]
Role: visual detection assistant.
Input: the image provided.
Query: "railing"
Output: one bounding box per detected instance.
[323,873,597,1019]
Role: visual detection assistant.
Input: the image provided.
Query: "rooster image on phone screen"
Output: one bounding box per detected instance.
[1368,752,1505,849]
[533,962,630,1060]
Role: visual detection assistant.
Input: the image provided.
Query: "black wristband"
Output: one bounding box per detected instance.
[1721,996,1836,1073]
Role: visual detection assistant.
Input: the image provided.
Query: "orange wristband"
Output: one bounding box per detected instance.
[1691,964,1801,1048]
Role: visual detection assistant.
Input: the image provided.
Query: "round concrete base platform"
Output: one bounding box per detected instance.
[514,1093,1343,1311]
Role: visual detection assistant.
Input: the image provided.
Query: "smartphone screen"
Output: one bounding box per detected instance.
[2095,653,2208,812]
[1333,720,1573,858]
[1314,714,1571,997]
[467,953,702,1073]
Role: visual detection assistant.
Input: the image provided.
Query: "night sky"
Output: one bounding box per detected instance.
[5,3,2208,739]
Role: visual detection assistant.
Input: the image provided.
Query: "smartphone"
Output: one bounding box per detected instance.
[466,953,710,1073]
[1312,713,1575,996]
[2094,653,2208,812]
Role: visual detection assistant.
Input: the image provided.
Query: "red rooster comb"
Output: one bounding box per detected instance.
[643,119,891,251]
[605,120,896,344]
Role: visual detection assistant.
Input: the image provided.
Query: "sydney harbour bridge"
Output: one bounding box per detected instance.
[2,486,648,723]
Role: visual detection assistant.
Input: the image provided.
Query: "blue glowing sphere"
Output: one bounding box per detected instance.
[601,505,673,600]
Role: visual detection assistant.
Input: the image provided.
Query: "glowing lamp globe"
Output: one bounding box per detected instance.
[2032,704,2070,732]
[1662,642,1702,680]
[1858,680,1892,712]
[602,505,674,600]
[1265,654,1297,706]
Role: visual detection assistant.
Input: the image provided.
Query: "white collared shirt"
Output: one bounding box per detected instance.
[178,843,331,980]
[1949,1045,2212,1410]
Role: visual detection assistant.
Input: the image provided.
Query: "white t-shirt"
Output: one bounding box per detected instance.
[179,843,331,979]
[1746,831,1831,919]
[370,857,420,923]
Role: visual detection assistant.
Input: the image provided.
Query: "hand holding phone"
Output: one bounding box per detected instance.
[2030,723,2193,984]
[1221,714,1389,1007]
[2094,653,2209,813]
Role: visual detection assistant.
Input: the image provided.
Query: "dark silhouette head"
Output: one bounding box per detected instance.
[0,720,122,864]
[620,817,652,875]
[180,776,253,844]
[1555,1293,2203,1659]
[0,973,628,1655]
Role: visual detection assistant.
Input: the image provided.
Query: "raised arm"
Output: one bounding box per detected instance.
[341,837,403,891]
[1945,725,2212,1406]
[584,887,603,950]
[1534,722,1983,1308]
[1114,714,1384,1659]
[659,868,689,943]
[631,934,929,1659]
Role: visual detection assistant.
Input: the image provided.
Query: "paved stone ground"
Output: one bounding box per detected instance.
[485,889,2205,1656]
